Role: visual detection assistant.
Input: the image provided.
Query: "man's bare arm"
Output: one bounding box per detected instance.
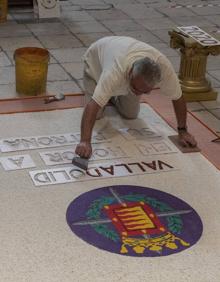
[172,95,197,147]
[75,99,101,158]
[172,95,187,128]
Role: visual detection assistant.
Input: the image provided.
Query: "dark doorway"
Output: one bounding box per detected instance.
[8,0,33,7]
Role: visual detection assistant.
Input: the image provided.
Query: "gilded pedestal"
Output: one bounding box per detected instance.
[169,29,220,101]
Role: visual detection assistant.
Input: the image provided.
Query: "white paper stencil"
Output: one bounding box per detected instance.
[0,131,110,153]
[0,155,36,171]
[135,140,178,155]
[29,158,178,186]
[40,145,129,166]
[118,127,162,141]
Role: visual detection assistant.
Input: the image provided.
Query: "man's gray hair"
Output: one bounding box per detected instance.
[131,57,161,87]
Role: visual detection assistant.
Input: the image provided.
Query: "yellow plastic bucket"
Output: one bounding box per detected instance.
[0,0,8,23]
[14,47,50,96]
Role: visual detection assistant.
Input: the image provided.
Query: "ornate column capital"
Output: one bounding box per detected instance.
[168,28,220,101]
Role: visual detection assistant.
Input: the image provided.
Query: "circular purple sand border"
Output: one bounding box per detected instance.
[66,185,203,257]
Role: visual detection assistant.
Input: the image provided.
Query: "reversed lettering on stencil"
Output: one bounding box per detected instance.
[118,127,162,141]
[40,145,129,166]
[177,26,220,46]
[29,158,178,186]
[135,141,178,156]
[0,154,36,171]
[0,131,110,153]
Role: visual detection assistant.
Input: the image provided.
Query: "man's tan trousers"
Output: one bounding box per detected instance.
[83,66,140,119]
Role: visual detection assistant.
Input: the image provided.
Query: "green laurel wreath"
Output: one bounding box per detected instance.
[86,194,183,242]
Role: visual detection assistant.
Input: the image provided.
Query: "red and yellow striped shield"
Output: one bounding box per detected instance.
[104,201,167,237]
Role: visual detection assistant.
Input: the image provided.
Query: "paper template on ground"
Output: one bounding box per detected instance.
[118,126,162,140]
[0,105,181,186]
[29,158,179,186]
[0,131,111,153]
[40,144,129,166]
[135,140,178,155]
[0,154,36,171]
[39,139,177,167]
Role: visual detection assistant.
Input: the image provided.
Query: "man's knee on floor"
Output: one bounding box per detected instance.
[119,109,139,119]
[110,96,140,119]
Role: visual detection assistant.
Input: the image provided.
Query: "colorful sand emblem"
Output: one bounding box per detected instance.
[66,185,203,257]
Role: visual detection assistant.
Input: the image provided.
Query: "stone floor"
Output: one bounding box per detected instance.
[0,2,220,281]
[0,0,220,132]
[0,104,220,282]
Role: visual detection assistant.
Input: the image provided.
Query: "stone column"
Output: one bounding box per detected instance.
[169,29,220,101]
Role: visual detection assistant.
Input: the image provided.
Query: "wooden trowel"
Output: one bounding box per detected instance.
[72,156,89,170]
[168,135,201,153]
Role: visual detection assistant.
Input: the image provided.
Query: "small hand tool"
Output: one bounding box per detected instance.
[72,156,89,171]
[44,93,65,104]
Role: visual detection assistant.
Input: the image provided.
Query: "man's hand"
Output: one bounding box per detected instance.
[75,100,101,159]
[75,141,92,159]
[178,131,197,147]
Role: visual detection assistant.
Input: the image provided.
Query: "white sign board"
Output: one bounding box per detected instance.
[40,145,129,166]
[0,155,36,171]
[177,26,220,46]
[0,132,110,153]
[34,0,60,19]
[29,158,178,186]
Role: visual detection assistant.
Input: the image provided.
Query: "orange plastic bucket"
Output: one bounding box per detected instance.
[14,47,50,96]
